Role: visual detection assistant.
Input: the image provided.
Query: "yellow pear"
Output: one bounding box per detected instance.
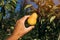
[27,12,38,25]
[30,12,38,19]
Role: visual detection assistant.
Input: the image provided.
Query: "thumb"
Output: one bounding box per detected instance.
[25,26,35,33]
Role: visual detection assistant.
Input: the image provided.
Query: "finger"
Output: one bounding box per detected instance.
[25,26,35,33]
[21,15,30,22]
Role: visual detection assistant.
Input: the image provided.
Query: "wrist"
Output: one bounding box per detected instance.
[7,33,21,40]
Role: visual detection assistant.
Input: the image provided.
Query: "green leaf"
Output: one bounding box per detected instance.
[10,26,14,30]
[5,4,14,11]
[50,16,56,23]
[5,4,11,10]
[46,26,50,29]
[24,4,32,10]
[10,1,17,8]
[41,19,45,24]
[0,0,4,6]
[0,13,2,21]
[12,0,17,4]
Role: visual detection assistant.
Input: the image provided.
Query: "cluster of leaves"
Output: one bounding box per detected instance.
[0,0,17,40]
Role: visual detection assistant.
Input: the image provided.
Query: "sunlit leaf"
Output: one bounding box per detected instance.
[47,13,54,17]
[5,4,14,11]
[52,6,58,10]
[10,1,17,8]
[41,19,45,24]
[50,16,56,23]
[12,0,17,4]
[11,5,14,10]
[46,26,50,29]
[5,4,11,10]
[24,4,32,10]
[10,26,14,30]
[0,0,4,6]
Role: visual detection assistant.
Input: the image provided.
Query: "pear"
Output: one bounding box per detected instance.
[27,12,38,25]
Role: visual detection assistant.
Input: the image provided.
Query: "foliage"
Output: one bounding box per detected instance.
[0,0,60,40]
[0,0,17,40]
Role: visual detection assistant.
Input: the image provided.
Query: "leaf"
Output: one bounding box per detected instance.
[52,6,58,10]
[5,4,14,11]
[10,1,17,8]
[31,0,38,3]
[41,19,45,24]
[10,26,14,30]
[0,13,2,21]
[24,4,32,10]
[46,26,50,29]
[11,5,14,10]
[12,0,17,4]
[0,0,4,6]
[50,16,56,23]
[5,4,11,11]
[34,0,39,3]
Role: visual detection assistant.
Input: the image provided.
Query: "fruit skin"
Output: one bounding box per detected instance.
[28,18,36,25]
[27,12,38,25]
[30,12,38,19]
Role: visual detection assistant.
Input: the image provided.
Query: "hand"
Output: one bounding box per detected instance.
[7,15,35,40]
[13,15,35,37]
